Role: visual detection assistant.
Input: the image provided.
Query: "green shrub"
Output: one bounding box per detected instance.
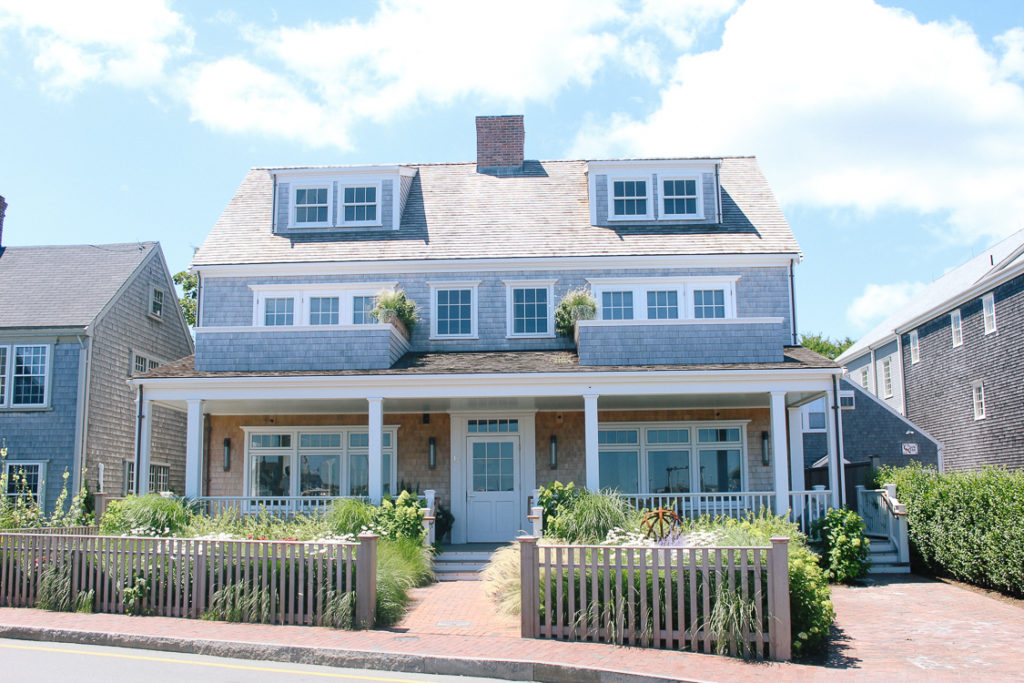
[122,575,152,616]
[36,561,73,612]
[554,288,597,337]
[99,495,195,537]
[373,491,425,541]
[326,498,375,536]
[371,288,419,334]
[536,481,583,531]
[879,463,1024,596]
[810,508,871,583]
[546,489,642,544]
[374,537,434,627]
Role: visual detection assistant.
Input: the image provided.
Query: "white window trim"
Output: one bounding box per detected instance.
[242,425,398,498]
[971,381,986,420]
[588,276,739,321]
[596,420,749,494]
[607,176,654,221]
[882,358,893,399]
[4,460,46,508]
[339,180,383,228]
[660,175,705,220]
[429,281,480,340]
[909,330,920,364]
[149,462,172,494]
[130,350,168,376]
[291,180,334,228]
[250,283,397,328]
[950,309,963,347]
[860,367,870,390]
[982,293,997,334]
[148,287,165,321]
[0,343,52,409]
[801,398,828,432]
[839,390,855,410]
[503,280,556,339]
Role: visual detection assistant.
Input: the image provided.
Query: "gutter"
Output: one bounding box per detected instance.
[71,334,91,496]
[789,259,798,345]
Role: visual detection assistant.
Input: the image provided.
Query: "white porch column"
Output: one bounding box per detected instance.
[825,388,841,507]
[184,399,204,499]
[584,394,600,491]
[367,397,384,504]
[787,406,805,519]
[137,398,154,494]
[770,391,790,516]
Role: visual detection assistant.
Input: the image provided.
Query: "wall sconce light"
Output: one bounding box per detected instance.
[549,435,558,469]
[428,437,436,470]
[761,431,770,466]
[223,437,231,471]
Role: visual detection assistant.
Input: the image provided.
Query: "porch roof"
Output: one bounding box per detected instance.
[139,346,835,380]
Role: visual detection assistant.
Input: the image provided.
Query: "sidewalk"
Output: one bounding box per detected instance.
[0,575,1022,682]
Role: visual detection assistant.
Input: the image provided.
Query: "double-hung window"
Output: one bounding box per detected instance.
[4,461,45,506]
[590,278,737,322]
[0,344,50,408]
[860,367,870,389]
[611,179,649,218]
[342,185,378,224]
[882,358,893,398]
[505,282,554,337]
[983,294,997,334]
[950,309,963,347]
[294,186,330,226]
[149,288,164,319]
[909,330,920,364]
[801,397,827,432]
[662,178,700,217]
[431,283,478,339]
[972,381,986,420]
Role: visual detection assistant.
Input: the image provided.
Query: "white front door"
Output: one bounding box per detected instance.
[465,436,520,542]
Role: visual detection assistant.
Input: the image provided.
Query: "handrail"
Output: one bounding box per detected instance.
[856,484,910,565]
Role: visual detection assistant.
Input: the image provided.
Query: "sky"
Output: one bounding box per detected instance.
[1,0,1023,341]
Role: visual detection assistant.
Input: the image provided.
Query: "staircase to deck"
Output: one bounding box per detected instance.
[433,543,502,581]
[867,537,910,574]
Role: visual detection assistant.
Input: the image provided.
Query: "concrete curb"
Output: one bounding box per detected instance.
[0,623,705,683]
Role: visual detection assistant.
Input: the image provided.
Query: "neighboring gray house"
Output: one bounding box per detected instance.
[836,229,1024,472]
[0,198,194,512]
[134,115,850,543]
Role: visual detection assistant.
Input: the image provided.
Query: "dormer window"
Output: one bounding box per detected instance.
[294,187,330,226]
[662,178,699,216]
[611,180,649,218]
[589,160,719,225]
[590,277,737,322]
[342,185,378,223]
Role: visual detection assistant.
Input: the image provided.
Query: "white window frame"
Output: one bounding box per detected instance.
[860,367,870,390]
[882,358,893,399]
[3,460,46,508]
[909,330,920,364]
[430,281,480,340]
[291,182,333,228]
[596,420,748,494]
[607,176,654,221]
[839,390,855,410]
[972,381,986,420]
[950,309,963,347]
[339,181,383,227]
[0,343,52,409]
[801,397,828,432]
[149,462,171,493]
[661,176,704,219]
[243,425,398,498]
[250,283,397,328]
[149,287,165,320]
[982,293,997,334]
[130,350,166,376]
[588,277,738,322]
[504,280,555,339]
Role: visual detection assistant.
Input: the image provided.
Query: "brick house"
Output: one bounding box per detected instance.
[133,116,847,543]
[836,229,1024,472]
[0,198,194,511]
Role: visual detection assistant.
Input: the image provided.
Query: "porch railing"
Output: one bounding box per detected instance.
[620,492,776,520]
[196,492,432,518]
[788,490,832,535]
[856,484,910,564]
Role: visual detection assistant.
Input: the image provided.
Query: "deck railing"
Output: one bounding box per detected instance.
[620,492,776,520]
[518,536,792,660]
[788,490,832,535]
[196,492,432,518]
[856,484,910,564]
[0,531,377,627]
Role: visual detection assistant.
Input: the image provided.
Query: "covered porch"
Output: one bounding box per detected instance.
[133,351,845,543]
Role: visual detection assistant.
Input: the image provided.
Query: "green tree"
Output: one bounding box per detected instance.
[173,271,197,327]
[800,332,854,360]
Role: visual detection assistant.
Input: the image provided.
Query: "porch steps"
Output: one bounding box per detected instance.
[433,547,500,581]
[867,538,910,574]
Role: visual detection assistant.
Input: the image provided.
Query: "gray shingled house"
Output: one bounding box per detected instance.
[837,229,1024,472]
[132,116,850,544]
[0,197,194,512]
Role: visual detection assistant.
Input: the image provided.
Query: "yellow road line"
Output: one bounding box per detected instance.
[0,641,433,682]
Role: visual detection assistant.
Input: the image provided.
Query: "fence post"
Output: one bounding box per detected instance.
[768,537,791,661]
[517,536,539,638]
[356,533,379,629]
[421,507,436,546]
[528,506,544,538]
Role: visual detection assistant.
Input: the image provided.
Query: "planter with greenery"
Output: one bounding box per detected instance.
[554,288,597,339]
[371,288,419,338]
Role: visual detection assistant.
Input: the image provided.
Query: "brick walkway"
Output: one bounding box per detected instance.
[0,574,1022,681]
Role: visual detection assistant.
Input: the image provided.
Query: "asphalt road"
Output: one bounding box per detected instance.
[0,638,525,683]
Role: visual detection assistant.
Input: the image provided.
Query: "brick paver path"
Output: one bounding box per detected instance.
[0,574,1022,681]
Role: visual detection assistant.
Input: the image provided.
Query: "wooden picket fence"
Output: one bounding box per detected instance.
[3,526,99,536]
[518,537,792,660]
[0,532,378,628]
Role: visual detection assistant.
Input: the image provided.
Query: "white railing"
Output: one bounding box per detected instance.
[788,490,832,535]
[197,496,364,517]
[621,492,776,520]
[857,484,910,564]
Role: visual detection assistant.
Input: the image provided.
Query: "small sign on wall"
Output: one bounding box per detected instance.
[901,442,919,455]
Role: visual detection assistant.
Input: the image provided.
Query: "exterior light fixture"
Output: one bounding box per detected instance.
[428,437,436,469]
[549,435,558,469]
[223,437,231,471]
[761,431,770,466]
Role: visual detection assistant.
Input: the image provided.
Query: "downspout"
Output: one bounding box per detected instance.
[789,259,798,345]
[72,334,90,497]
[271,173,278,234]
[894,331,906,415]
[832,374,846,505]
[196,271,202,328]
[714,163,722,223]
[134,385,144,494]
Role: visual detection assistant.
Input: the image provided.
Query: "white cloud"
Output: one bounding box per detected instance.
[0,0,192,95]
[570,0,1024,243]
[846,281,926,331]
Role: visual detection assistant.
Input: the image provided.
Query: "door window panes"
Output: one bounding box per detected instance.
[472,441,514,492]
[698,449,741,492]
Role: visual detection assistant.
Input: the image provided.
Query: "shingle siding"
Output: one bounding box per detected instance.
[577,320,787,366]
[902,273,1024,471]
[195,327,399,372]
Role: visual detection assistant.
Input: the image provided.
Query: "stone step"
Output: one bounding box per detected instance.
[434,561,489,573]
[436,551,496,562]
[436,571,484,582]
[869,541,896,553]
[870,552,901,564]
[869,563,911,575]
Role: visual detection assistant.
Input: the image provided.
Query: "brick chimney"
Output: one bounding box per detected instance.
[0,195,6,249]
[476,115,524,172]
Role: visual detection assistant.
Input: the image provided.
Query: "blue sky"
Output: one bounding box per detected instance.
[1,0,1023,340]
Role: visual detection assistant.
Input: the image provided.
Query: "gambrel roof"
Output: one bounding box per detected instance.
[191,157,800,267]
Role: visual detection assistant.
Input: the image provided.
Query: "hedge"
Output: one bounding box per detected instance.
[878,463,1024,596]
